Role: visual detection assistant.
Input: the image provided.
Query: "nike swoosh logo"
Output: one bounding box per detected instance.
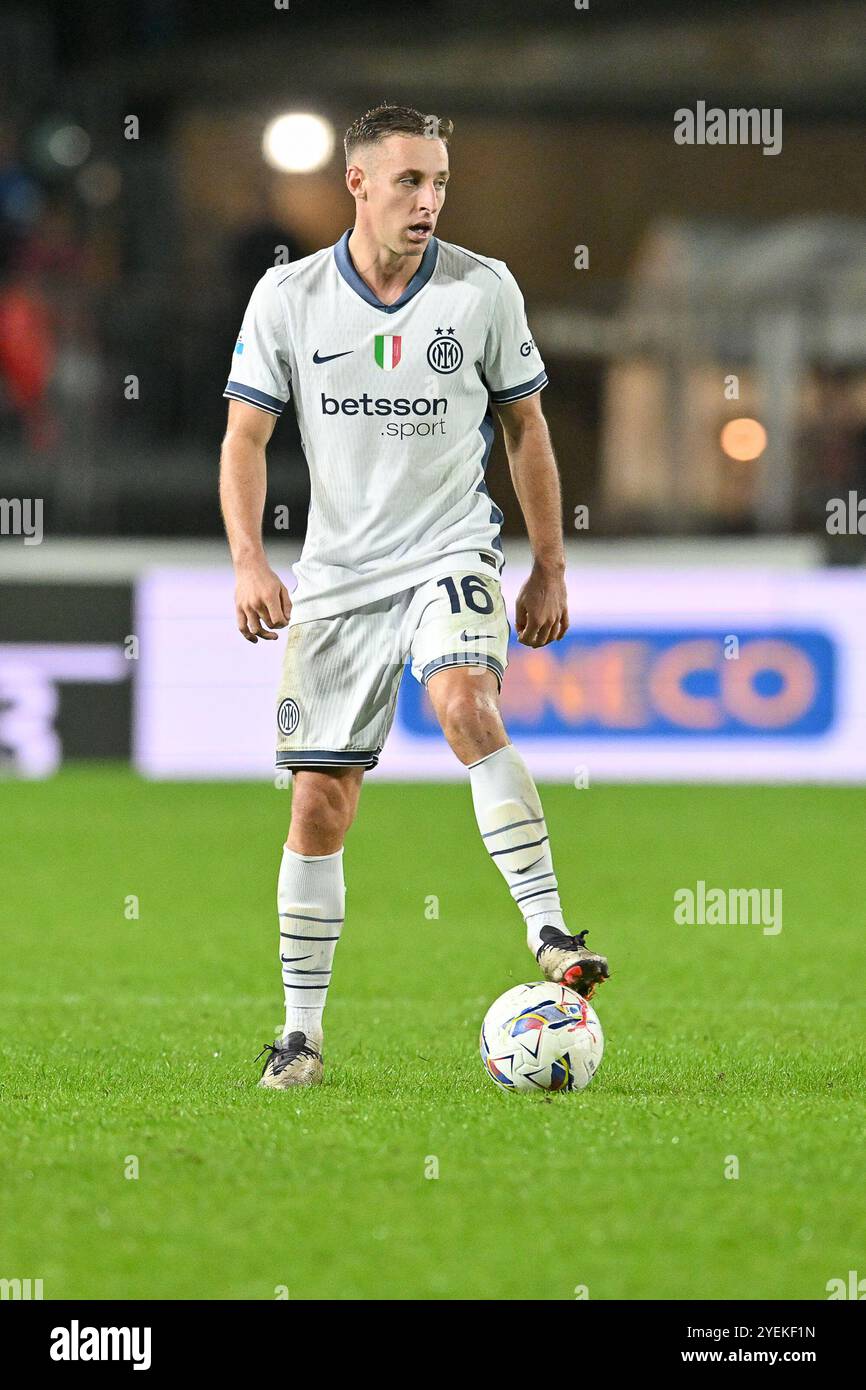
[459,631,495,642]
[313,349,353,364]
[516,857,545,873]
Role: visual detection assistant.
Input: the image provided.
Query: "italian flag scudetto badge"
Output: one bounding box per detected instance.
[374,334,402,370]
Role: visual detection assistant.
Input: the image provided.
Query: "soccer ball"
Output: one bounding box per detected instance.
[480,982,604,1094]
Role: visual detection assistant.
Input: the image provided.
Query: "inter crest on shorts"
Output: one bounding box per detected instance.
[277,698,300,737]
[374,334,402,370]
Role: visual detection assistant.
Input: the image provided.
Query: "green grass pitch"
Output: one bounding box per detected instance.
[1,767,864,1300]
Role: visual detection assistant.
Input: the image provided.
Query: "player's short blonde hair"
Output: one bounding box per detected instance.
[344,104,454,166]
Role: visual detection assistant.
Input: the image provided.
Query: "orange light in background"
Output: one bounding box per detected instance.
[720,417,768,461]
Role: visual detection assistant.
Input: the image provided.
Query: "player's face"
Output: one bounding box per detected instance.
[361,134,449,258]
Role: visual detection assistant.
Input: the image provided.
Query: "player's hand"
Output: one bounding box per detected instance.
[514,563,568,647]
[234,558,292,642]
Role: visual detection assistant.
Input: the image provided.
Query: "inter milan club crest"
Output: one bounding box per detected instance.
[277,698,300,737]
[374,334,402,370]
[427,327,463,374]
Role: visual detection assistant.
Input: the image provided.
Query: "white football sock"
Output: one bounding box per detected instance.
[468,743,567,955]
[277,845,345,1044]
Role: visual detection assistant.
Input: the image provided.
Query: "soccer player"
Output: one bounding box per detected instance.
[219,104,610,1088]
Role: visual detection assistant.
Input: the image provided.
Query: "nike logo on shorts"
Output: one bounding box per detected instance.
[460,631,495,641]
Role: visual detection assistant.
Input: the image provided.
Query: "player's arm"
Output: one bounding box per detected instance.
[496,392,568,647]
[220,269,293,643]
[219,399,291,643]
[482,261,567,647]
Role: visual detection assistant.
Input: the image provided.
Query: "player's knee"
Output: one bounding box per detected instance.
[289,770,360,847]
[440,685,503,748]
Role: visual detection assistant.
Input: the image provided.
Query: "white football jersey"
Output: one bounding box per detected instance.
[224,229,547,622]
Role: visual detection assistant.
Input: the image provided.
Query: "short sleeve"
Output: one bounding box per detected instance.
[481,264,548,404]
[223,270,291,416]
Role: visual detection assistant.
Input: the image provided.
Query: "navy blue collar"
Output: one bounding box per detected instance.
[333,228,439,313]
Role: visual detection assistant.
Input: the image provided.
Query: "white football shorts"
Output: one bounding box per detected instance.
[275,564,511,771]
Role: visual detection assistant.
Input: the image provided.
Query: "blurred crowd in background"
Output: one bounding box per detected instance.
[1,0,866,546]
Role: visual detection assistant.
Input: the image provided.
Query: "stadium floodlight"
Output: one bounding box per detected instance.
[720,417,768,461]
[262,113,334,173]
[46,123,91,168]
